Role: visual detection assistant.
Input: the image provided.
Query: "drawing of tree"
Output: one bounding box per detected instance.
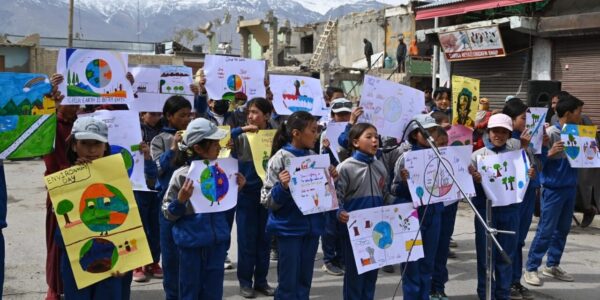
[493,164,502,177]
[502,177,508,190]
[508,176,515,190]
[159,79,166,93]
[166,86,172,93]
[568,134,577,146]
[67,70,72,85]
[57,200,74,224]
[503,161,508,172]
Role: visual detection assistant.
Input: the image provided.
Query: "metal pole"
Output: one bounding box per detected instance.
[431,17,439,91]
[67,0,74,48]
[486,198,493,300]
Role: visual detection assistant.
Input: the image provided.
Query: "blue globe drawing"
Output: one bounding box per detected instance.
[372,221,393,249]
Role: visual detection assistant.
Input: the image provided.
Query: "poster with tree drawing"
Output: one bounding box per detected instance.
[246,129,277,182]
[204,55,266,102]
[447,124,474,146]
[404,145,475,207]
[82,110,149,191]
[347,203,424,275]
[526,107,548,154]
[286,154,337,215]
[186,158,239,213]
[0,72,56,159]
[477,150,530,207]
[561,124,600,168]
[451,75,479,128]
[128,65,194,112]
[57,49,134,105]
[270,74,326,116]
[358,75,424,139]
[44,155,152,289]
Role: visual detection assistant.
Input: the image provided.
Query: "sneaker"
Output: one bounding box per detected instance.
[438,291,449,300]
[542,266,574,282]
[448,249,457,259]
[430,291,449,300]
[224,256,234,270]
[510,284,523,300]
[382,265,395,273]
[146,263,163,278]
[132,267,149,282]
[322,262,344,276]
[270,249,279,261]
[514,282,534,300]
[449,237,458,248]
[524,270,542,286]
[240,286,256,298]
[255,284,275,296]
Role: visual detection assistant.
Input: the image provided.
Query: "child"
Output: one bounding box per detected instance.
[150,95,192,300]
[391,114,444,299]
[336,123,391,300]
[59,116,130,299]
[469,113,535,300]
[162,118,245,299]
[524,95,584,286]
[231,97,276,298]
[432,87,452,119]
[261,111,336,299]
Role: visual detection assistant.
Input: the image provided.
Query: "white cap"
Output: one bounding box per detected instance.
[487,113,513,131]
[330,98,352,113]
[181,118,227,151]
[71,116,108,143]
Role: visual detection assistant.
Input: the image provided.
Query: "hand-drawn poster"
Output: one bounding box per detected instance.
[57,48,134,105]
[561,124,600,168]
[218,125,231,158]
[347,203,424,275]
[526,107,548,154]
[270,74,326,116]
[204,55,266,102]
[186,158,239,213]
[286,154,337,215]
[447,124,474,146]
[358,75,424,139]
[128,65,194,112]
[44,154,152,289]
[82,110,149,191]
[404,146,475,207]
[452,75,480,128]
[438,26,506,61]
[0,72,56,159]
[477,150,530,207]
[246,129,277,182]
[321,121,348,163]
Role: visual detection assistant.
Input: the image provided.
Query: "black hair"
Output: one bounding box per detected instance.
[436,126,448,138]
[246,97,274,116]
[430,111,449,124]
[433,87,451,100]
[348,123,377,152]
[162,95,191,121]
[271,111,316,155]
[66,136,111,166]
[546,91,571,122]
[172,139,216,167]
[424,86,433,93]
[556,94,584,118]
[502,97,528,120]
[326,86,344,99]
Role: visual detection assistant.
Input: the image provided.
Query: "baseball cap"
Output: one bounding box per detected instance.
[183,118,227,147]
[330,98,353,113]
[408,114,439,134]
[71,116,108,143]
[487,113,513,131]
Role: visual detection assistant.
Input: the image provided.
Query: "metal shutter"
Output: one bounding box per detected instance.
[452,51,531,109]
[552,37,600,125]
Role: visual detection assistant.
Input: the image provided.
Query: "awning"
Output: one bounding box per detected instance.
[415,16,537,42]
[416,0,544,20]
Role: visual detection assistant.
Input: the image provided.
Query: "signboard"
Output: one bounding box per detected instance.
[438,26,505,61]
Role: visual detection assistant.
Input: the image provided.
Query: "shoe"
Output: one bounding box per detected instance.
[524,270,542,286]
[382,265,395,273]
[449,237,458,248]
[224,256,234,270]
[430,291,449,300]
[514,282,534,300]
[510,284,524,300]
[240,286,256,298]
[322,262,344,276]
[448,249,457,259]
[270,249,279,261]
[255,284,275,296]
[438,291,449,300]
[146,263,163,278]
[542,266,574,282]
[132,267,149,282]
[581,207,597,228]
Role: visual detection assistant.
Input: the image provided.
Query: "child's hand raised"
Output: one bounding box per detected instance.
[528,166,536,179]
[468,165,482,183]
[322,138,330,149]
[548,140,565,157]
[242,125,259,133]
[178,179,194,203]
[75,157,93,165]
[338,210,349,223]
[400,169,410,181]
[235,173,246,191]
[279,170,291,189]
[328,165,338,180]
[520,129,532,149]
[139,141,151,160]
[349,107,363,125]
[171,131,184,151]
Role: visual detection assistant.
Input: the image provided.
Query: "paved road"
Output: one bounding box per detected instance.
[3,159,600,299]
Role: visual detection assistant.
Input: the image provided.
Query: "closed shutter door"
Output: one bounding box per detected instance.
[552,37,600,125]
[452,51,531,109]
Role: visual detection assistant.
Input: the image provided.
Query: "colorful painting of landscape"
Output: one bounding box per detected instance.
[0,72,57,159]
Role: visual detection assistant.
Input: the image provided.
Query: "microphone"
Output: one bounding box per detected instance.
[413,119,436,145]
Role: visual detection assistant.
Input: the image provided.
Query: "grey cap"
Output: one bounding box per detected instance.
[408,114,439,134]
[72,116,108,143]
[182,118,227,148]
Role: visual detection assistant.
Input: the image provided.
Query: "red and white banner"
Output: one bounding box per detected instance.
[438,26,506,61]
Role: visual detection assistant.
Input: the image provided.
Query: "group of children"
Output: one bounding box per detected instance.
[34,68,586,300]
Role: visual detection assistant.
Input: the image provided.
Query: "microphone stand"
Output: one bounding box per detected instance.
[413,120,515,300]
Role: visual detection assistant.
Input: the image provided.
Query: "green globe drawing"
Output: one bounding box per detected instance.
[372,221,393,249]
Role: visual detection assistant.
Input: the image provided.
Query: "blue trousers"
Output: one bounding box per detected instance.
[402,203,443,300]
[236,196,270,289]
[61,251,128,299]
[275,235,320,300]
[322,210,344,265]
[526,186,576,271]
[225,207,236,256]
[474,204,518,300]
[512,186,537,283]
[432,201,458,293]
[0,231,4,294]
[342,234,378,300]
[178,242,228,300]
[159,212,179,300]
[134,191,160,263]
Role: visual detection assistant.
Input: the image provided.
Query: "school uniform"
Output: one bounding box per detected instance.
[526,124,577,272]
[471,140,520,300]
[392,143,444,300]
[133,159,161,264]
[163,164,231,300]
[261,144,324,300]
[336,150,392,300]
[431,200,458,295]
[231,126,272,290]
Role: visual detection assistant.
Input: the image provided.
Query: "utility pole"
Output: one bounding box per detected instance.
[431,17,439,91]
[68,0,74,47]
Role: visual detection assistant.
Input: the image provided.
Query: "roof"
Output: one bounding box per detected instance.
[416,0,467,10]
